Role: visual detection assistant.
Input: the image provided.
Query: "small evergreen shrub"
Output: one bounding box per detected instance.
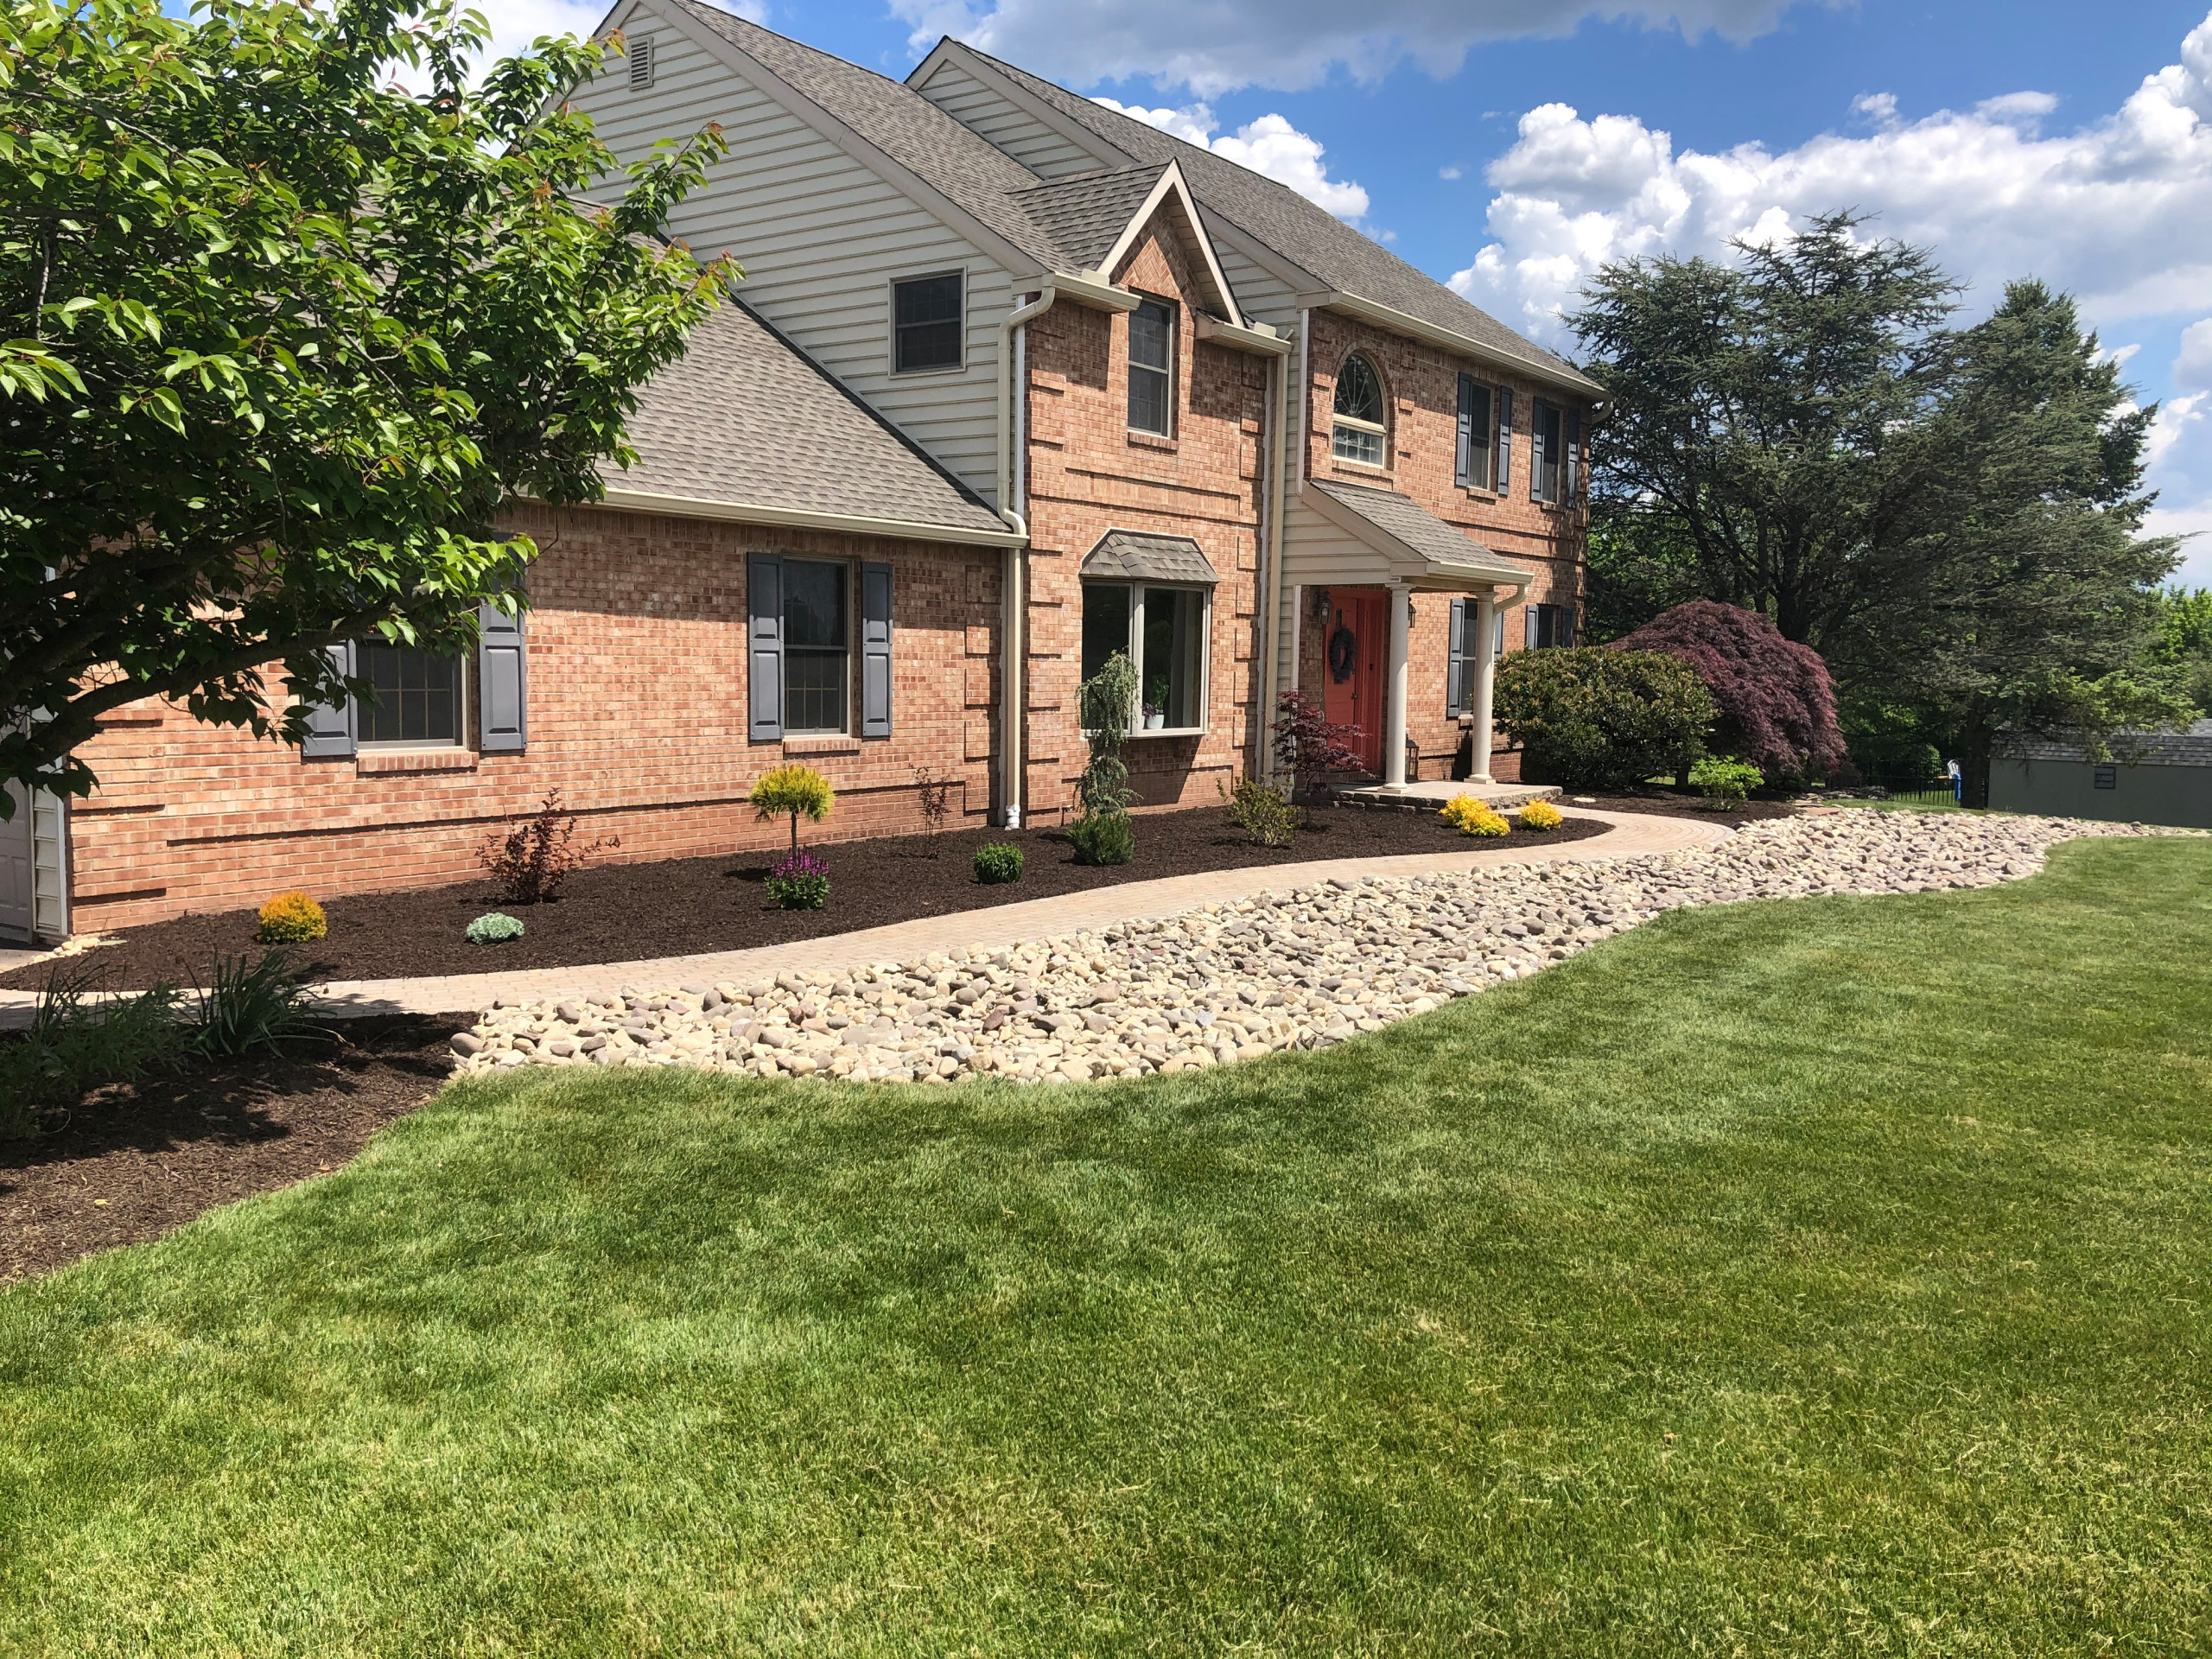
[188,949,330,1057]
[1068,811,1135,867]
[973,842,1024,885]
[1617,601,1846,783]
[1516,798,1564,831]
[750,763,835,853]
[1493,647,1715,791]
[1689,754,1764,809]
[1219,776,1301,848]
[1440,794,1510,838]
[764,849,830,910]
[256,890,327,944]
[467,912,526,944]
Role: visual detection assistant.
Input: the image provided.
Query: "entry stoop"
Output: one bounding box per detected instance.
[1332,779,1564,814]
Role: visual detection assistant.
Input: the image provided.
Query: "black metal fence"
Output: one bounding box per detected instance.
[1861,771,1963,808]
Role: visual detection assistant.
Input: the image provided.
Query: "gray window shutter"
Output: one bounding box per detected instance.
[1530,401,1548,503]
[299,641,355,759]
[748,553,785,741]
[1454,376,1474,489]
[1566,408,1581,502]
[1560,607,1578,648]
[861,560,893,738]
[1496,389,1512,493]
[478,601,527,753]
[1446,597,1469,714]
[1526,604,1540,650]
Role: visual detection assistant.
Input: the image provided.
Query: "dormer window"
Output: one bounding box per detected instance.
[1332,353,1386,467]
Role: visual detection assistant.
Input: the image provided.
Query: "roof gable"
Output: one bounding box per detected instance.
[1014,162,1242,322]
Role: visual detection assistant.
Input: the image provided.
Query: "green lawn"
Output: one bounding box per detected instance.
[3,839,2210,1656]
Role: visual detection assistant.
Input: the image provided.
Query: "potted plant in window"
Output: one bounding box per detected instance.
[1143,677,1169,730]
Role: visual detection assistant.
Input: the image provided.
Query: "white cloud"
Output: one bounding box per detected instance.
[1093,99,1371,221]
[387,0,766,86]
[895,0,1805,97]
[2177,319,2212,389]
[1450,13,2212,349]
[1440,164,1464,181]
[2147,391,2209,471]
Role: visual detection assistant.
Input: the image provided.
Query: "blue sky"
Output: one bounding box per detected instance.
[487,0,2212,582]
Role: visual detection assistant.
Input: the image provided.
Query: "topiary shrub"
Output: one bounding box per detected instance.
[1440,793,1510,837]
[256,890,327,943]
[1218,776,1300,848]
[749,763,835,854]
[1493,646,1715,791]
[973,842,1024,885]
[764,849,830,910]
[1067,810,1135,866]
[1615,601,1846,785]
[467,912,525,944]
[1689,754,1764,809]
[1516,798,1563,831]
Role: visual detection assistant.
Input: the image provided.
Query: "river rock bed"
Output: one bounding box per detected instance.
[448,811,2169,1086]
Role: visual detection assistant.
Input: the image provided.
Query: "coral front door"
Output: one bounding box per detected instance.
[1322,588,1386,776]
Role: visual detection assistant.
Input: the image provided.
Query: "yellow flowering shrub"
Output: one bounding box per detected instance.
[1516,798,1564,831]
[1440,794,1510,838]
[257,889,327,944]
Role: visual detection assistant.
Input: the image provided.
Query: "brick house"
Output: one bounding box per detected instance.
[4,3,1601,943]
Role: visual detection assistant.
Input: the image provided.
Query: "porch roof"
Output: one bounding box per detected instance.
[1305,480,1531,592]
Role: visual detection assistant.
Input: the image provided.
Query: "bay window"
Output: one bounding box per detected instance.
[1081,581,1209,733]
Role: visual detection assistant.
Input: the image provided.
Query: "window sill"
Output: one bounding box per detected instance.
[1126,430,1178,450]
[891,363,967,378]
[355,748,478,775]
[1330,460,1393,480]
[783,734,861,756]
[1128,726,1205,740]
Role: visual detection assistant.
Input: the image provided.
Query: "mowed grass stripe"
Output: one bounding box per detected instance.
[1,836,2207,1655]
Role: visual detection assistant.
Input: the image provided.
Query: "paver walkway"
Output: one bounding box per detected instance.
[310,809,1727,1017]
[0,809,1731,1027]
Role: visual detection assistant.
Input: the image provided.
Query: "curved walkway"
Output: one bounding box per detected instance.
[306,809,1730,1019]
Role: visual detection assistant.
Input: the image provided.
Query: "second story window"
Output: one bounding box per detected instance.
[1332,353,1386,467]
[1531,399,1581,505]
[1456,374,1495,491]
[1128,298,1175,434]
[893,273,963,373]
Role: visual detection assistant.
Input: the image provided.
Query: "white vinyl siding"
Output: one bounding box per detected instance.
[569,2,1014,505]
[911,59,1107,180]
[1204,222,1301,334]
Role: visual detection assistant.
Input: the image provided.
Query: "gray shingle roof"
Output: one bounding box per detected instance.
[1011,165,1169,271]
[609,296,1009,537]
[935,42,1598,392]
[1080,529,1220,584]
[1310,479,1525,582]
[2006,720,2212,766]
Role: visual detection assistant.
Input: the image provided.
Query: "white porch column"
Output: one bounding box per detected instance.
[1383,582,1413,787]
[1470,589,1497,784]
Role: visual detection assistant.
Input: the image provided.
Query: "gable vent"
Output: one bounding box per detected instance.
[627,35,654,90]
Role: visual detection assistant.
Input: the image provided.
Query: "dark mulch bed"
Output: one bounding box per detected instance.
[1570,788,1802,826]
[1,1014,467,1285]
[11,803,1611,992]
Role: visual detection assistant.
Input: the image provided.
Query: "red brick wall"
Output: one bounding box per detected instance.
[1020,215,1269,823]
[1298,311,1591,777]
[67,505,1004,929]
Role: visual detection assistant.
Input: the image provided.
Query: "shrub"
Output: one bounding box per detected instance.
[1440,794,1510,838]
[188,949,329,1058]
[1493,646,1715,791]
[467,912,526,944]
[1067,810,1135,866]
[973,842,1024,885]
[0,965,181,1136]
[1616,601,1847,784]
[1270,690,1364,796]
[1516,798,1564,831]
[1219,776,1300,848]
[480,791,615,906]
[257,890,327,944]
[764,849,830,910]
[913,766,956,836]
[750,763,835,854]
[1689,754,1764,809]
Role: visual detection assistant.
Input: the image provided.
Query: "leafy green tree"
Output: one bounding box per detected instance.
[2149,586,2212,715]
[0,0,731,809]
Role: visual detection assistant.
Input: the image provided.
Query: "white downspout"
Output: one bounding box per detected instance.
[1252,333,1291,782]
[996,284,1054,829]
[1261,312,1311,785]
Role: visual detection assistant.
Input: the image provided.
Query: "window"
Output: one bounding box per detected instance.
[1332,353,1387,466]
[1531,399,1563,504]
[355,645,461,746]
[1128,297,1175,434]
[1525,602,1576,650]
[627,35,654,89]
[1081,581,1209,733]
[2094,764,2119,789]
[893,273,963,373]
[782,560,849,733]
[1456,374,1494,491]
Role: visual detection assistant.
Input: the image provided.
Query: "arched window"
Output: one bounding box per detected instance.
[1332,353,1387,466]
